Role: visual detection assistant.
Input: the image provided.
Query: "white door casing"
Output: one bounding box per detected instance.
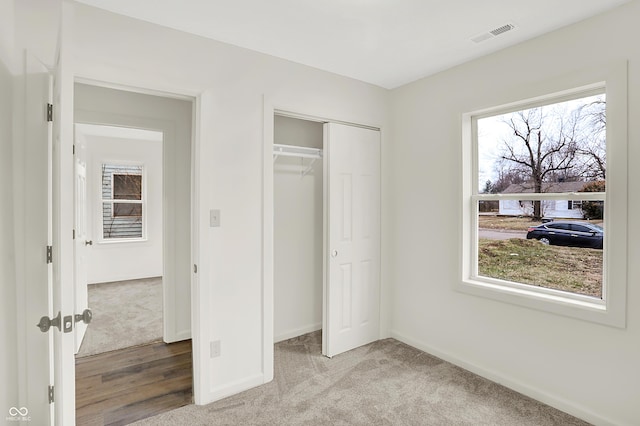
[323,122,381,358]
[73,130,89,353]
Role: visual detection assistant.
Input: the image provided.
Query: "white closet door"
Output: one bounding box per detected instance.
[323,122,380,358]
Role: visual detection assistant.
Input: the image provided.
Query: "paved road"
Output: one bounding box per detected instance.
[478,229,527,240]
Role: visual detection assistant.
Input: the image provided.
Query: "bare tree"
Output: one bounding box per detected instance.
[576,98,606,179]
[584,99,606,133]
[490,167,527,194]
[498,107,582,219]
[494,96,607,220]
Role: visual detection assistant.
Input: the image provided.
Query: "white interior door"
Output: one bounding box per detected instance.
[22,51,54,426]
[73,131,89,353]
[323,122,381,358]
[52,10,78,423]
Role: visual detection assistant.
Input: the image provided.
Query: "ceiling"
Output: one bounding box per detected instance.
[75,123,163,142]
[74,0,631,89]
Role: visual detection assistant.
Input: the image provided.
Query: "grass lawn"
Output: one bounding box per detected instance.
[478,238,603,298]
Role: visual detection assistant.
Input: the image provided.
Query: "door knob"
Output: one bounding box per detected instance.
[331,250,338,258]
[85,240,93,246]
[75,308,93,325]
[37,312,61,333]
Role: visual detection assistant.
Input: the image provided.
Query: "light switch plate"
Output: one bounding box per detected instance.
[210,209,220,227]
[210,340,221,358]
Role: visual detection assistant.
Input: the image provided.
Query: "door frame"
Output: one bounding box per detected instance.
[57,75,207,411]
[73,85,192,344]
[262,98,381,378]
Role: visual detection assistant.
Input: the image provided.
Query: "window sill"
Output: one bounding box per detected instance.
[97,238,148,245]
[456,276,624,328]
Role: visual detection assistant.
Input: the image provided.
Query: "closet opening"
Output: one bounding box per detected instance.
[273,115,324,350]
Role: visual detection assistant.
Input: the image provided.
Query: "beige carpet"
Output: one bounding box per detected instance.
[132,331,589,425]
[76,277,163,357]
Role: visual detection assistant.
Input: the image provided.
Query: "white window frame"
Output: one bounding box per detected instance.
[99,162,147,243]
[459,62,627,328]
[109,171,143,218]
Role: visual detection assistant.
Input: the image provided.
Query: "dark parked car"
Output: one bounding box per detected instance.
[526,221,603,249]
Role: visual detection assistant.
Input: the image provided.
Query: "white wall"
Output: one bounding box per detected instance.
[389,2,640,425]
[0,0,15,72]
[0,35,17,419]
[274,116,323,342]
[82,130,163,284]
[67,2,389,403]
[13,0,59,69]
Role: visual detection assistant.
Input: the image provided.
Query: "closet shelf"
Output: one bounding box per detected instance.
[273,144,322,178]
[273,144,323,160]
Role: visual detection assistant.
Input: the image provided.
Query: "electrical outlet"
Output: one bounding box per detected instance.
[210,209,220,227]
[210,340,221,358]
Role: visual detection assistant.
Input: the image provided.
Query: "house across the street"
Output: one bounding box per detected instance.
[498,181,595,219]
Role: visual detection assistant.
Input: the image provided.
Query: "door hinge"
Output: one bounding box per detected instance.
[48,385,54,404]
[73,144,75,155]
[47,103,53,122]
[46,245,53,264]
[73,229,75,240]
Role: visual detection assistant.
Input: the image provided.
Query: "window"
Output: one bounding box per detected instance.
[112,173,143,217]
[461,64,628,327]
[475,90,606,298]
[567,200,582,210]
[101,164,145,240]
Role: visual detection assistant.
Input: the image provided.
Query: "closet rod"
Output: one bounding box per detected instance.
[273,143,323,160]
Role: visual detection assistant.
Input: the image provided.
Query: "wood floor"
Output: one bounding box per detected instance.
[75,340,193,426]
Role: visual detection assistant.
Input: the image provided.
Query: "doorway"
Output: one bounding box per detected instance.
[270,111,382,360]
[74,123,164,357]
[273,115,324,345]
[73,82,194,424]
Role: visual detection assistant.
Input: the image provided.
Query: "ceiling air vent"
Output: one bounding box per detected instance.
[490,23,515,36]
[471,23,516,43]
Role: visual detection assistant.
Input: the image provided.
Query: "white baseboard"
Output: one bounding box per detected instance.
[390,330,618,426]
[274,323,322,343]
[164,329,191,343]
[203,374,265,404]
[195,324,322,407]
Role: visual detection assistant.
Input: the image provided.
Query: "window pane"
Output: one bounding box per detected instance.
[477,202,604,298]
[102,164,143,199]
[477,94,606,197]
[113,174,142,200]
[103,202,143,239]
[113,203,142,217]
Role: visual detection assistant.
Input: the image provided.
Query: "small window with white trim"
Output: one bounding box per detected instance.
[101,164,145,240]
[461,66,628,327]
